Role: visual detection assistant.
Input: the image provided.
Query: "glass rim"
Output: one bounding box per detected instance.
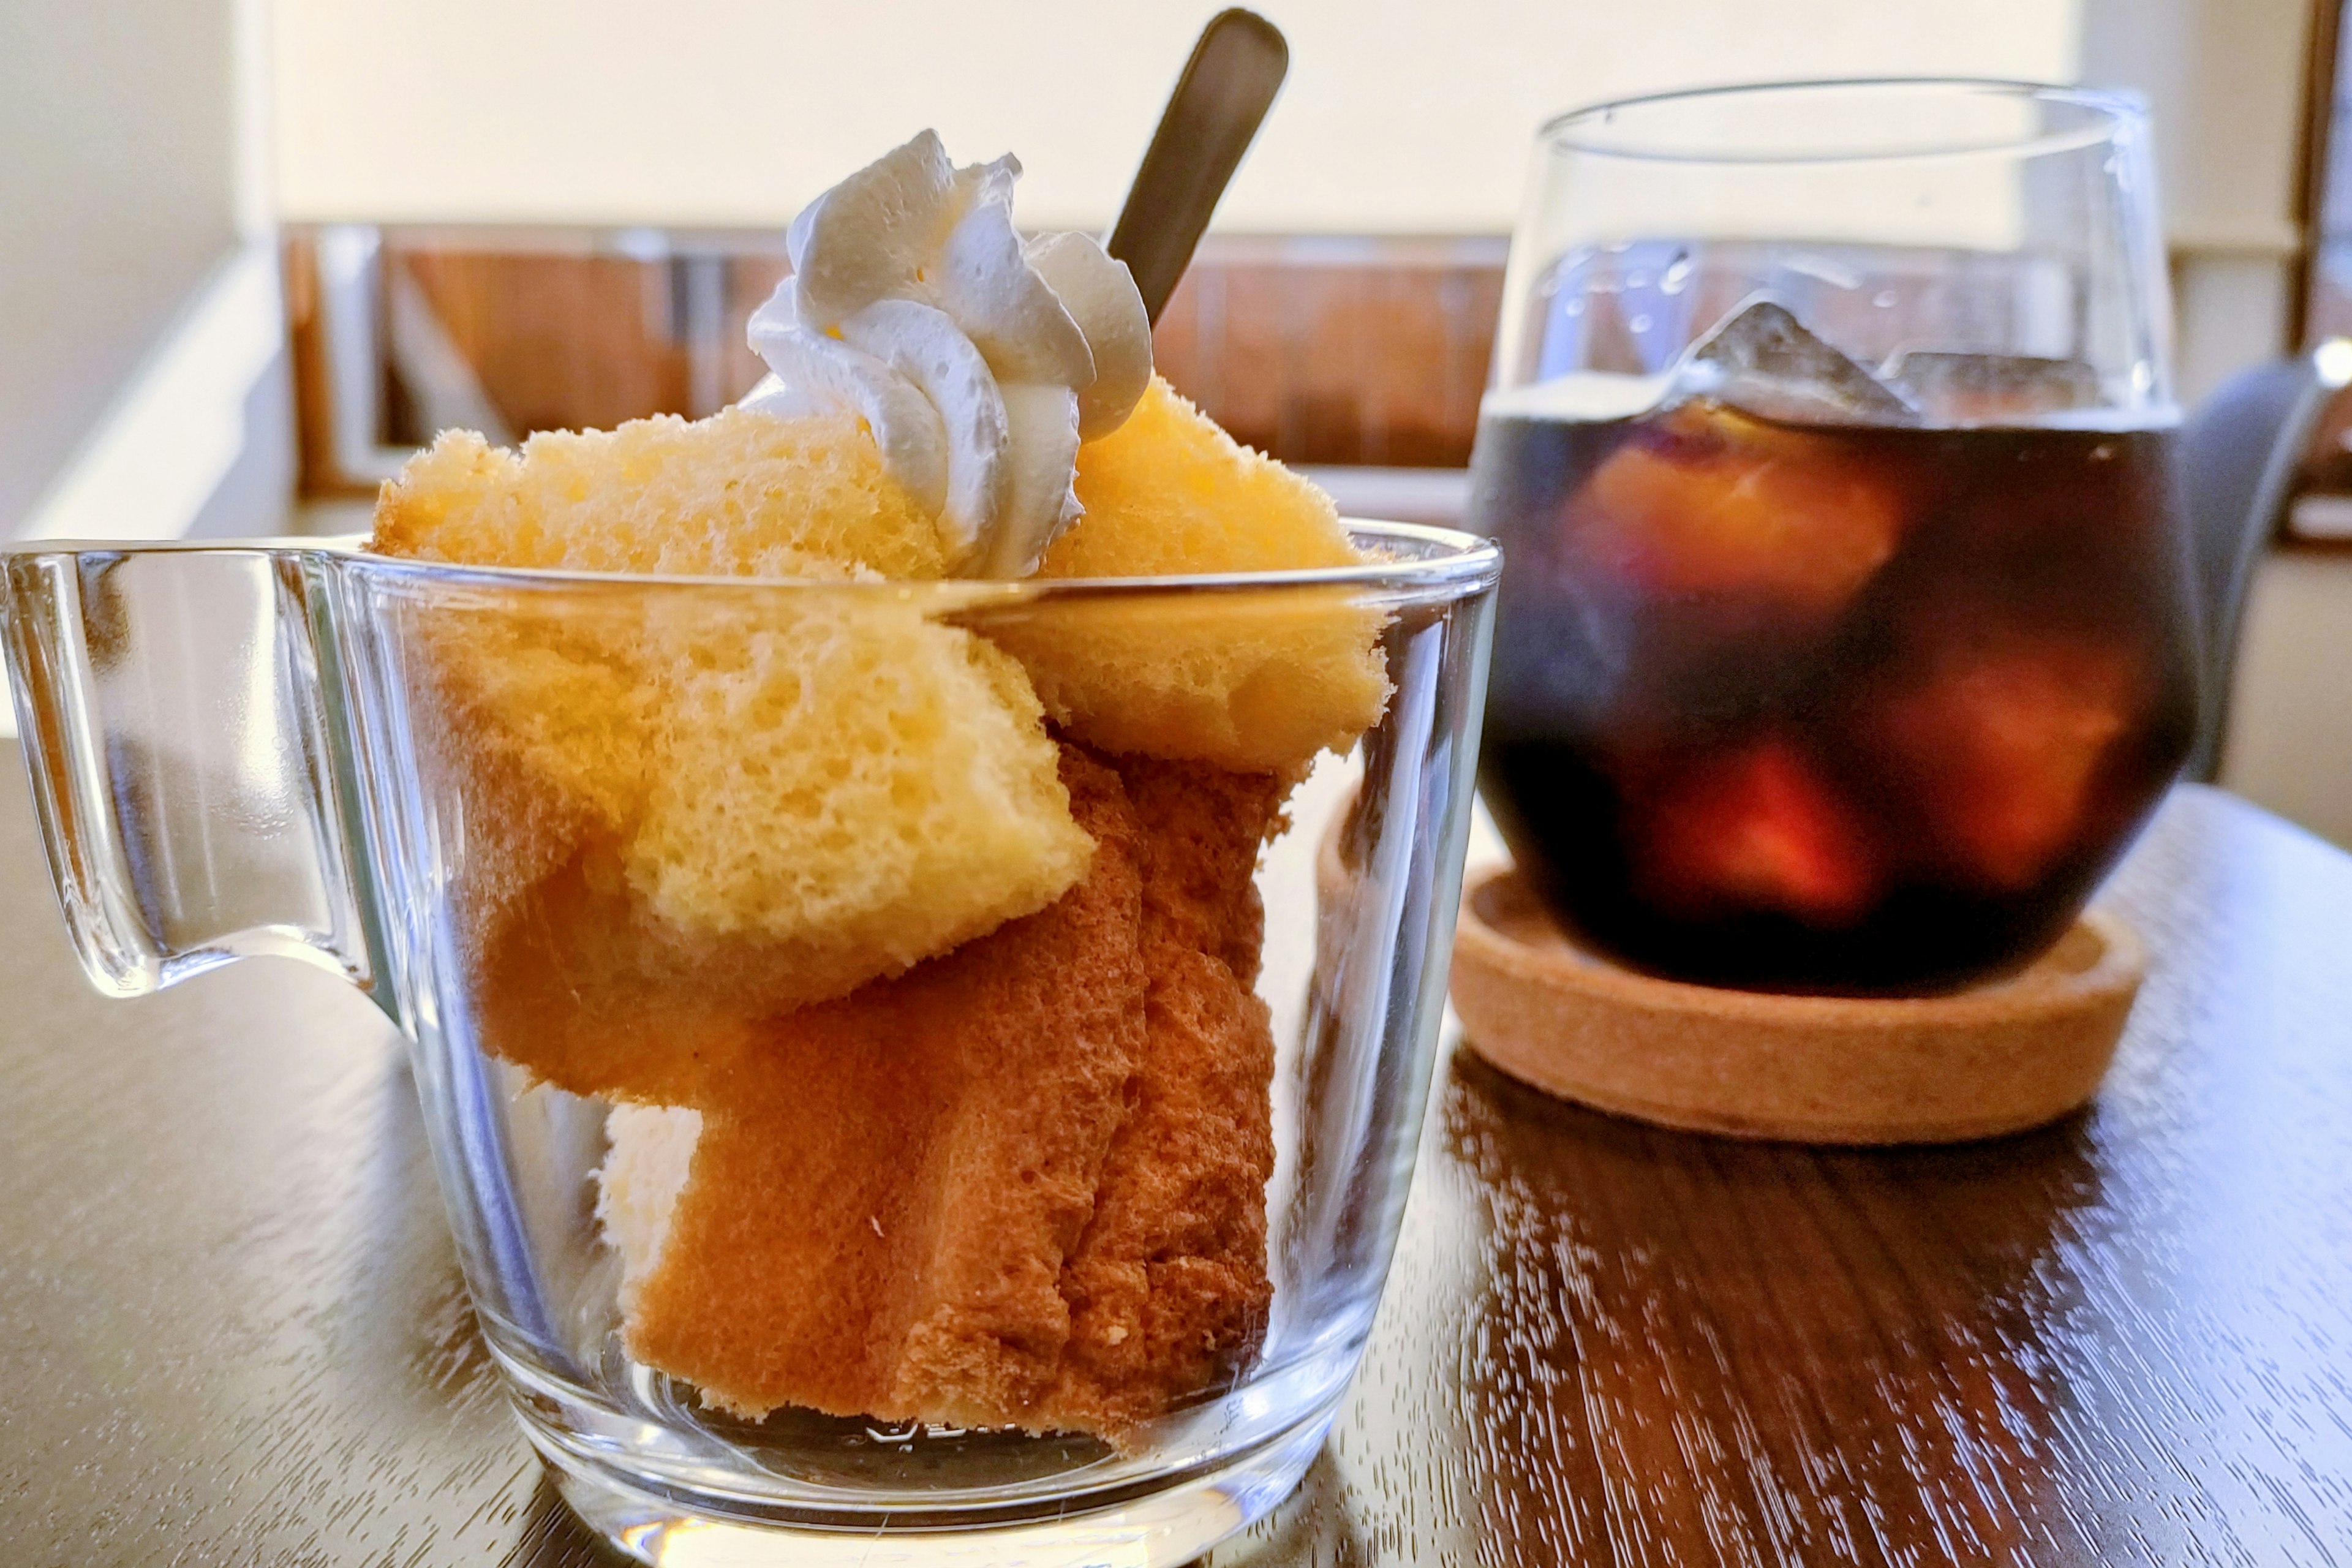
[1537,77,2144,167]
[5,518,1501,603]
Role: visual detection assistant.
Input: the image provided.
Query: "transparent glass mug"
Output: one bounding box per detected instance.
[0,526,1497,1564]
[1470,80,2200,995]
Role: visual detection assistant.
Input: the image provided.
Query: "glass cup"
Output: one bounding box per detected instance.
[0,526,1497,1564]
[1469,79,2200,995]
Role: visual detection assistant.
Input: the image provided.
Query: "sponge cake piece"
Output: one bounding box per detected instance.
[598,745,1285,1440]
[377,409,949,581]
[376,387,1389,1442]
[1046,755,1284,1433]
[1009,377,1393,769]
[596,1104,703,1308]
[376,412,1093,1015]
[620,747,1149,1425]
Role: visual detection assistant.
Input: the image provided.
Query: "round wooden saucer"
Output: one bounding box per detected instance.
[1448,865,2145,1145]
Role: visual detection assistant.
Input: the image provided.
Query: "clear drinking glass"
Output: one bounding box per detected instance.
[1469,80,2199,995]
[0,526,1497,1564]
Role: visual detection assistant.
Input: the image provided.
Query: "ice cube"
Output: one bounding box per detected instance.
[1633,741,1879,922]
[1667,296,1921,426]
[1566,401,1905,612]
[1871,635,2138,889]
[1880,352,2101,424]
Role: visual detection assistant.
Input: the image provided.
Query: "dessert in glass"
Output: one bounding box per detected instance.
[0,133,1498,1562]
[1471,82,2198,995]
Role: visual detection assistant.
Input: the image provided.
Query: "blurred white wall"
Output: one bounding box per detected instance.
[0,1,243,533]
[267,0,2080,233]
[2226,555,2352,846]
[2079,0,2352,846]
[2081,0,2314,402]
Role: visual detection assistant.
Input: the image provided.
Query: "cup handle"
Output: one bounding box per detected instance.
[2,545,389,1011]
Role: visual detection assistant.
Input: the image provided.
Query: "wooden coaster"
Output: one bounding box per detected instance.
[1447,864,2145,1145]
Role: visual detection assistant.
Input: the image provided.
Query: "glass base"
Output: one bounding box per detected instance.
[522,1398,1336,1566]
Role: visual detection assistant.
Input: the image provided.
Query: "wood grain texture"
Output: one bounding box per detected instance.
[1214,785,2352,1567]
[1150,239,1502,469]
[293,233,1501,484]
[1,757,2348,1564]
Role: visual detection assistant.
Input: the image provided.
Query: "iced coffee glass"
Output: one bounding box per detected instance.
[0,526,1496,1563]
[1472,80,2198,994]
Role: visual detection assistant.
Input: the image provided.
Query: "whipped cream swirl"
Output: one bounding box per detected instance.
[742,131,1153,578]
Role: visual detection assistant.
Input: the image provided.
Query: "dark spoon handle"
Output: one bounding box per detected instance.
[1107,9,1289,325]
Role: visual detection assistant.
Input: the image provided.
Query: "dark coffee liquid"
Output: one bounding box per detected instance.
[1472,397,2198,994]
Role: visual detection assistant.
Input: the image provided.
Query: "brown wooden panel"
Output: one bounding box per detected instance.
[281,232,347,496]
[1153,239,1504,467]
[397,250,692,438]
[292,232,1506,473]
[727,255,791,404]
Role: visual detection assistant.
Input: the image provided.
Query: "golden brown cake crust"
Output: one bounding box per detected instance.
[614,747,1286,1440]
[625,747,1150,1425]
[459,741,1288,1441]
[1045,756,1284,1434]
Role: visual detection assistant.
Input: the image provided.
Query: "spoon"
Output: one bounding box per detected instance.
[1107,9,1290,325]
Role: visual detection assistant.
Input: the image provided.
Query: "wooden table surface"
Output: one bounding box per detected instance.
[4,752,2350,1566]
